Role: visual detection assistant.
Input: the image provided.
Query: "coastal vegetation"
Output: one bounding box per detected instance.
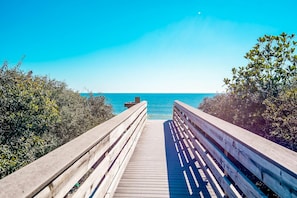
[199,33,297,151]
[0,63,114,179]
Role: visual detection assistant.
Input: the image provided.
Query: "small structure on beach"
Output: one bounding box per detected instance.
[124,97,140,108]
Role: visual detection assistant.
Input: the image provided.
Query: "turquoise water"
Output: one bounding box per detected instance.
[81,93,216,120]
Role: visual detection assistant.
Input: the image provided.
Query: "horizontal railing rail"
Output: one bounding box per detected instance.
[0,101,147,198]
[173,100,297,198]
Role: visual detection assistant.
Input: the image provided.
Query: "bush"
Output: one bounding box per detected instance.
[263,83,297,150]
[199,33,297,151]
[0,63,113,178]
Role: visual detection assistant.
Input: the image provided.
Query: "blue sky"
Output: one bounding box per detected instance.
[1,0,297,93]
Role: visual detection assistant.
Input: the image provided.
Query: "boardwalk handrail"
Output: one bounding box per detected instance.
[173,100,297,197]
[0,101,147,198]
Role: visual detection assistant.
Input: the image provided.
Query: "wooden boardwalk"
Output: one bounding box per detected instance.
[113,120,215,198]
[1,101,296,197]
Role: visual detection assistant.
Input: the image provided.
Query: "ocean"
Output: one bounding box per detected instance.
[81,93,216,120]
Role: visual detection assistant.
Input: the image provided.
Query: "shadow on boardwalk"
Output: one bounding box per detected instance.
[163,120,213,198]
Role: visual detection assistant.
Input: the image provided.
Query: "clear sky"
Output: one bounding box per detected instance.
[1,0,297,93]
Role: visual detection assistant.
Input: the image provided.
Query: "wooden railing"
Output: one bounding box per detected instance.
[173,100,297,198]
[0,101,147,198]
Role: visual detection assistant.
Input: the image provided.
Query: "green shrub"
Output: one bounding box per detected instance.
[199,33,297,151]
[0,63,113,178]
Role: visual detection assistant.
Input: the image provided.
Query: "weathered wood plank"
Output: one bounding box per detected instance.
[113,120,215,198]
[113,120,170,198]
[174,108,266,198]
[72,105,147,198]
[0,101,147,198]
[72,152,111,198]
[173,111,225,197]
[105,115,146,198]
[94,113,146,198]
[174,100,297,197]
